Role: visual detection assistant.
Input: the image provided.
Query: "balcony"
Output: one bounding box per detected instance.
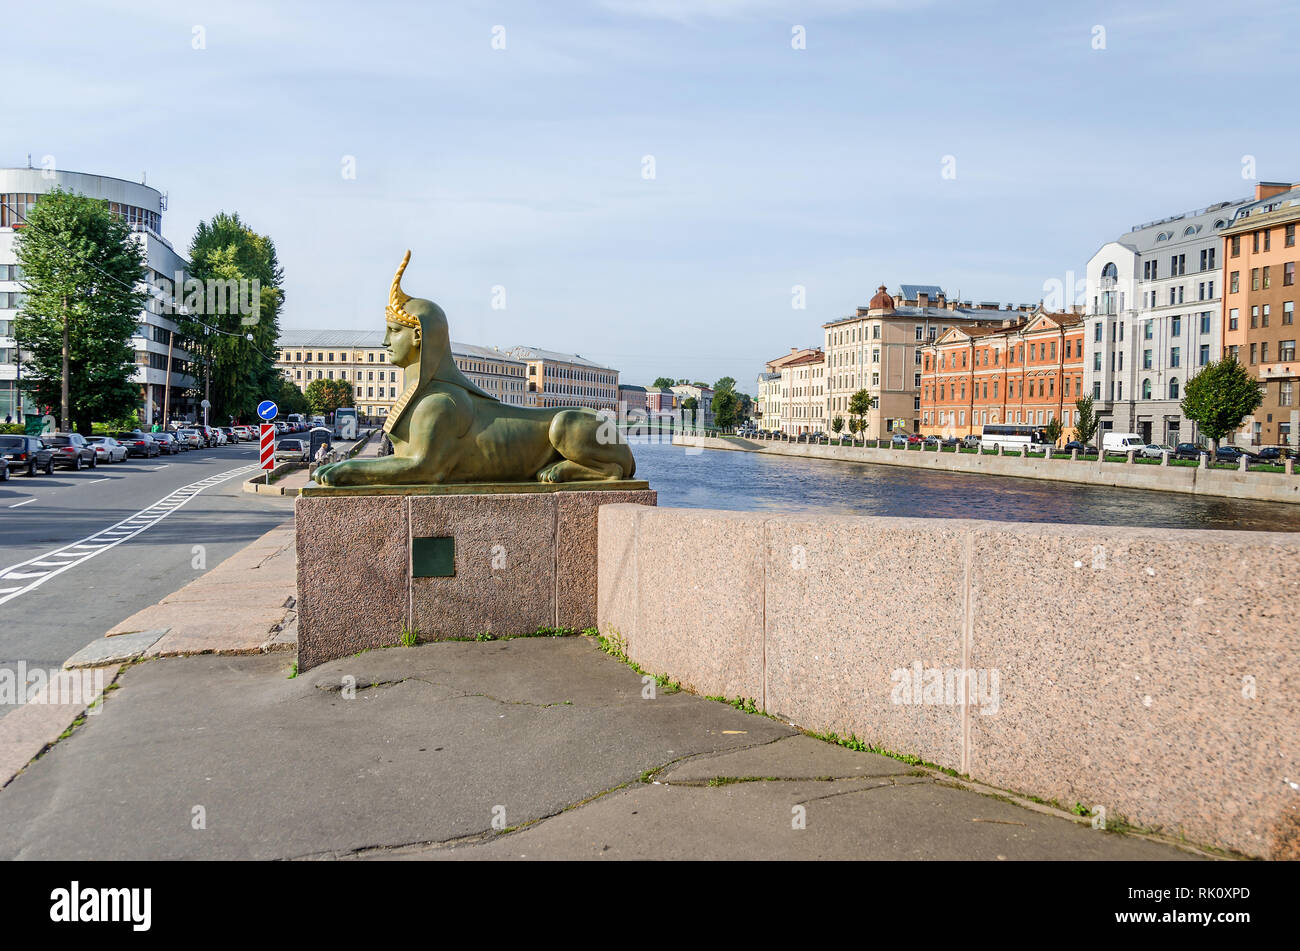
[1257,362,1299,381]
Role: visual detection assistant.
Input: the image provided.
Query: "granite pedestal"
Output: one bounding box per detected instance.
[295,481,654,670]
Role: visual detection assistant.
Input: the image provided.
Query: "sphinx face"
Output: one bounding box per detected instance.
[384,320,421,368]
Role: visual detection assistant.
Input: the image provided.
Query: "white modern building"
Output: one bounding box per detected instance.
[1084,193,1253,445]
[0,167,195,425]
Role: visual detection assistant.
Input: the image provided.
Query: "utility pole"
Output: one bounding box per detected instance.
[162,326,175,425]
[203,326,210,427]
[61,294,70,432]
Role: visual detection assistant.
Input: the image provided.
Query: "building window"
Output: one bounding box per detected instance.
[1285,262,1295,287]
[1093,381,1101,399]
[1287,224,1297,248]
[1093,352,1101,371]
[1169,378,1179,399]
[1264,266,1272,289]
[1200,312,1211,334]
[1282,381,1294,406]
[1281,340,1296,362]
[1252,305,1260,328]
[1285,301,1295,325]
[1144,320,1153,339]
[1170,347,1180,368]
[1230,271,1239,294]
[1250,343,1257,364]
[1229,308,1239,330]
[1094,323,1102,343]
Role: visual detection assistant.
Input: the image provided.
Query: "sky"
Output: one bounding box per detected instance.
[5,0,1297,391]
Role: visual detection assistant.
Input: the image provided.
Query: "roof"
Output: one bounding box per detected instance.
[1114,195,1254,253]
[277,329,388,348]
[618,383,647,393]
[451,341,521,363]
[1222,185,1300,234]
[504,346,613,370]
[895,284,945,300]
[823,305,1022,328]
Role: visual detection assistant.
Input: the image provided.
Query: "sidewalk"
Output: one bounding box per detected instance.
[0,526,1219,860]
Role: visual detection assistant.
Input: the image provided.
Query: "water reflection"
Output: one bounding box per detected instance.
[630,440,1300,532]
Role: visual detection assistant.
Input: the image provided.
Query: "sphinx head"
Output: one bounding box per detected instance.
[384,250,449,371]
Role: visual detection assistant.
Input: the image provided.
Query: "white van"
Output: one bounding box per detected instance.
[1102,432,1146,456]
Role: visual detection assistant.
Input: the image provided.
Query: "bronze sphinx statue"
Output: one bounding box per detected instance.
[314,252,636,487]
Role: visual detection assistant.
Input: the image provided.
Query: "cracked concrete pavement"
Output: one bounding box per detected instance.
[0,637,1205,860]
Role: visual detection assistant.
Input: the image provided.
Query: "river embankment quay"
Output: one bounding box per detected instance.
[672,435,1300,505]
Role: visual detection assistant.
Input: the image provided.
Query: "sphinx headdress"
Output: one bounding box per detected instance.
[386,250,419,328]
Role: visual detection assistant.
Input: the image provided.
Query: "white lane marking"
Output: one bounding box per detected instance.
[149,465,170,470]
[0,463,258,606]
[85,477,109,484]
[7,498,35,508]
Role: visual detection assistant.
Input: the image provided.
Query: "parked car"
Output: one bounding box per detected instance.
[1063,440,1096,455]
[0,455,8,481]
[177,429,204,449]
[1139,443,1176,459]
[1214,445,1257,464]
[940,437,960,448]
[890,433,909,447]
[152,432,182,455]
[48,432,98,470]
[907,433,924,445]
[112,431,160,458]
[0,434,55,476]
[1255,447,1285,462]
[1173,443,1208,461]
[85,436,129,464]
[961,435,981,449]
[274,438,305,463]
[233,425,253,440]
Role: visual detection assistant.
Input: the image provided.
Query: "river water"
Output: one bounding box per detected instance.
[628,439,1300,532]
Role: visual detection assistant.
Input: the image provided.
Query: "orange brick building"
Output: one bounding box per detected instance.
[1220,181,1299,447]
[920,309,1085,441]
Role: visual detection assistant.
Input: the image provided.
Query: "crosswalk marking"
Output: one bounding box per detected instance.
[0,463,258,607]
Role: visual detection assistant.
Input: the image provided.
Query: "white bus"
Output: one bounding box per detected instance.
[333,407,358,440]
[979,424,1050,452]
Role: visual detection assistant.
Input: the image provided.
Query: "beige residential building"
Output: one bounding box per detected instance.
[757,347,820,432]
[277,331,533,422]
[823,284,1034,437]
[505,347,619,411]
[277,330,405,423]
[777,350,826,435]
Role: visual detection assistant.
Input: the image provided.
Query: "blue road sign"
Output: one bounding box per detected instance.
[257,400,278,421]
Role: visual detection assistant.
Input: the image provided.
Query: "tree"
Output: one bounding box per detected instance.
[831,416,844,437]
[13,189,147,433]
[273,375,310,417]
[848,389,872,439]
[1073,394,1099,446]
[305,378,354,417]
[177,212,285,425]
[712,387,739,429]
[1043,416,1063,446]
[713,376,736,394]
[1181,357,1263,450]
[848,416,862,442]
[652,376,675,389]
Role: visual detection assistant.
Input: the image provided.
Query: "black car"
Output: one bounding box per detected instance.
[1064,441,1097,454]
[0,434,56,476]
[1173,443,1208,461]
[1214,445,1256,464]
[112,431,161,458]
[1255,447,1284,462]
[152,432,182,455]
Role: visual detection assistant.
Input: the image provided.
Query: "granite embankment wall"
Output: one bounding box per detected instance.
[673,435,1300,505]
[597,502,1300,859]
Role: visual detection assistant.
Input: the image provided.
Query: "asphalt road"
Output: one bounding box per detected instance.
[0,440,312,718]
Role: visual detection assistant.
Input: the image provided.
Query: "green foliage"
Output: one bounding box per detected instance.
[178,212,285,424]
[831,416,844,434]
[305,377,355,416]
[711,387,738,429]
[399,627,419,647]
[712,376,736,394]
[271,374,310,417]
[1181,357,1264,448]
[1043,416,1063,445]
[681,395,698,412]
[652,376,675,389]
[847,389,872,436]
[1073,394,1099,445]
[14,189,148,433]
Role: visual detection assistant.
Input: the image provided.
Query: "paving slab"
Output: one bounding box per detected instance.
[0,638,1207,861]
[63,630,167,669]
[0,665,119,790]
[658,734,913,782]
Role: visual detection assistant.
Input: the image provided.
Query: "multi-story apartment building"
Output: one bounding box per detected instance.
[756,347,819,432]
[1084,191,1254,445]
[278,333,534,421]
[823,284,1033,438]
[277,331,405,422]
[670,383,715,427]
[644,385,680,422]
[1220,181,1299,448]
[618,383,647,418]
[505,347,619,411]
[0,168,195,425]
[776,350,825,435]
[920,309,1084,440]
